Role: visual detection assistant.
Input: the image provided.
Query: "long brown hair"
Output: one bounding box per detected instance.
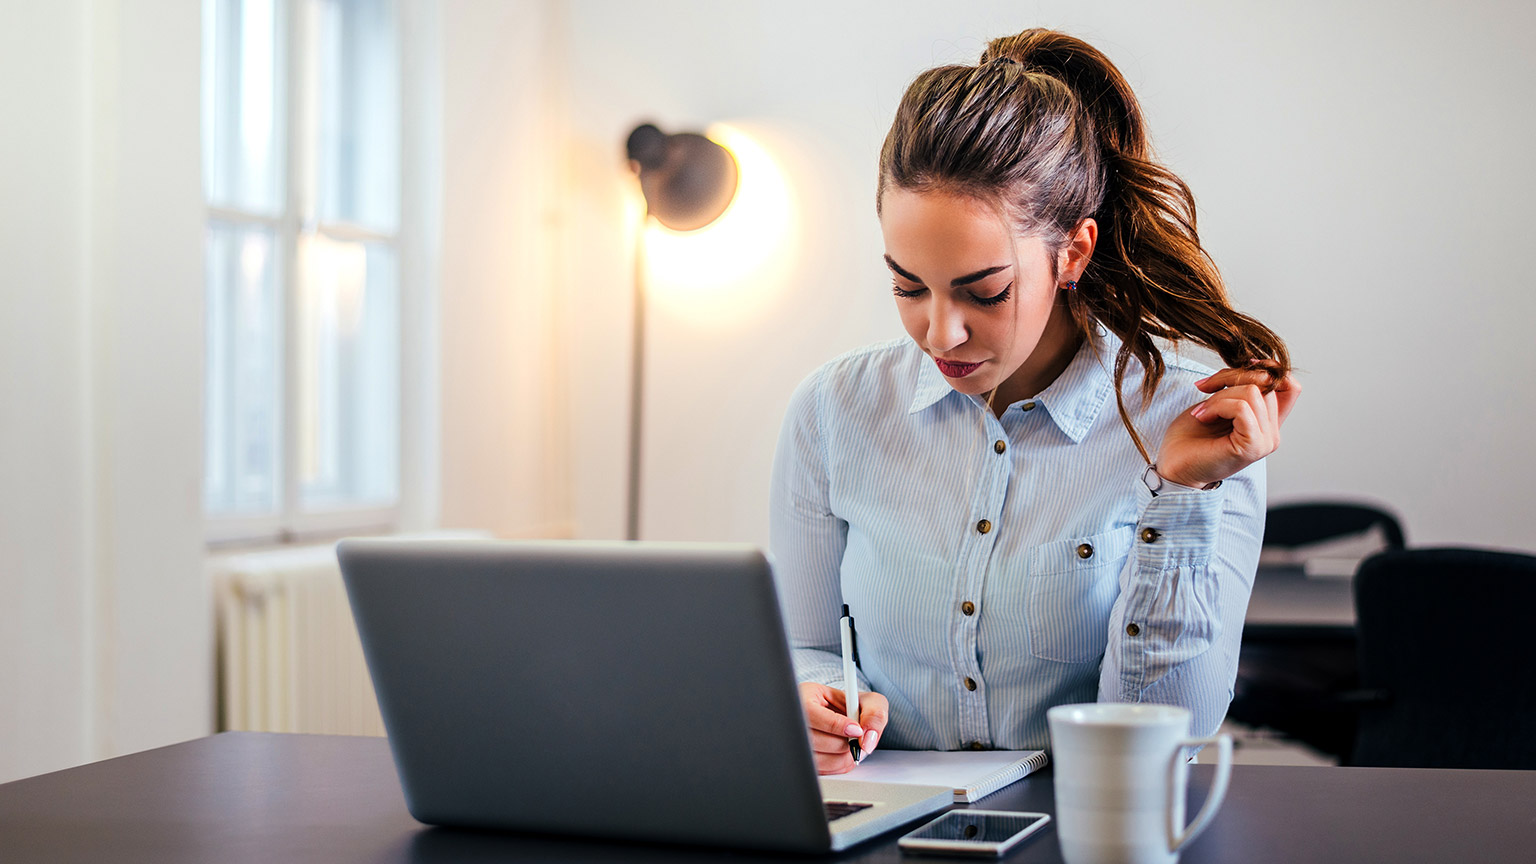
[877,29,1289,463]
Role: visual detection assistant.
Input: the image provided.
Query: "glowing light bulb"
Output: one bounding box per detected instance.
[641,124,797,327]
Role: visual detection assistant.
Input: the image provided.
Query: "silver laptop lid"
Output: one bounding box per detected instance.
[337,538,837,852]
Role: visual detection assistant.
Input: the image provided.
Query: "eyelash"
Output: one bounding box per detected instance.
[891,282,1013,307]
[973,282,1012,306]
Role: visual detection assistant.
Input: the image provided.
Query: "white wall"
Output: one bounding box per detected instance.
[0,0,92,784]
[86,0,210,764]
[398,0,445,534]
[437,0,573,539]
[549,0,1536,550]
[0,0,210,783]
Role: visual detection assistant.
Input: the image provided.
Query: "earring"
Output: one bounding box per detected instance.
[1064,280,1077,291]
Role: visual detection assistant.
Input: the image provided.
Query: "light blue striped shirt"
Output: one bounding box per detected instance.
[768,330,1265,750]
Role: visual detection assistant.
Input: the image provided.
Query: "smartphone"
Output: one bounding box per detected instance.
[897,809,1052,857]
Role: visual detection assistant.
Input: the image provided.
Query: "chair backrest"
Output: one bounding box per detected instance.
[1349,547,1536,769]
[1264,502,1406,551]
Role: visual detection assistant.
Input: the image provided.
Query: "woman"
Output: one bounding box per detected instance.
[770,28,1300,775]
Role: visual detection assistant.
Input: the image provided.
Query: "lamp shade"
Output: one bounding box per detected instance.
[626,123,738,232]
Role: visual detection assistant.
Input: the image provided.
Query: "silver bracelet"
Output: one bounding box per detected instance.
[1143,463,1222,496]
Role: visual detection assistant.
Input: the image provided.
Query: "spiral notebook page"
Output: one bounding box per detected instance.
[846,749,1049,802]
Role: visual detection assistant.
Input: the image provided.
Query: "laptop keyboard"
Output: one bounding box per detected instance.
[825,801,873,822]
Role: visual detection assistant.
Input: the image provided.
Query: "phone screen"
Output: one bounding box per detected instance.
[904,811,1048,844]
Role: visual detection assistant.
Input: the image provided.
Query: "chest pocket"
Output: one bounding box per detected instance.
[1026,525,1135,663]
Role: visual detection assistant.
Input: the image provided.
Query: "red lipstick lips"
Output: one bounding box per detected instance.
[934,358,982,378]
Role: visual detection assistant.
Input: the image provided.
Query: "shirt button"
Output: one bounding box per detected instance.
[1076,543,1094,559]
[1126,622,1141,637]
[964,677,977,691]
[969,741,986,751]
[994,439,1006,454]
[1021,401,1036,411]
[1140,528,1161,543]
[961,601,976,616]
[976,519,992,535]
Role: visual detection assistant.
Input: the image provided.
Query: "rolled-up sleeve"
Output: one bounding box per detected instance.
[1097,460,1266,737]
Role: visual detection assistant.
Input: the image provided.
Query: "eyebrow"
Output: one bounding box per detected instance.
[883,255,1010,288]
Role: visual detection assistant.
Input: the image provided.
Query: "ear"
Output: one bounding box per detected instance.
[1057,218,1098,284]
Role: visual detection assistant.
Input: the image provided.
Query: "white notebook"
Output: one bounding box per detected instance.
[846,749,1049,802]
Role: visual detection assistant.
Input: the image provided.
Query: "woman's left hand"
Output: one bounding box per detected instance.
[1155,363,1301,489]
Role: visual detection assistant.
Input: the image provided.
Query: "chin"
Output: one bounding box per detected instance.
[946,377,998,397]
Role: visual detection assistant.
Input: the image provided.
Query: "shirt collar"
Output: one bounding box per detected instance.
[1030,330,1117,443]
[907,356,955,414]
[906,329,1118,444]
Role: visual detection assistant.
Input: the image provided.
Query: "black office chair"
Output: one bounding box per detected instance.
[1228,500,1407,760]
[1346,547,1536,769]
[1263,501,1406,552]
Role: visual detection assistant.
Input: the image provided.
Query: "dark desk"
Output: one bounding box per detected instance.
[4,733,1535,863]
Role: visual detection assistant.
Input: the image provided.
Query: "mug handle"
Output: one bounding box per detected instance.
[1165,733,1232,852]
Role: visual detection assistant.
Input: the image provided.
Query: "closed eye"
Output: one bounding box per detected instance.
[970,282,1012,306]
[892,281,1012,304]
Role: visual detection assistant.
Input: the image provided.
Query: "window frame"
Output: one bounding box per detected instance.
[204,0,407,546]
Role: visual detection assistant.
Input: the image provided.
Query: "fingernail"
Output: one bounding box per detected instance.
[1191,403,1207,418]
[863,730,879,751]
[845,723,863,738]
[1194,376,1210,386]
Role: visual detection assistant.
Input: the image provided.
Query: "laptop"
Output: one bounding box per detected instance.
[336,538,952,853]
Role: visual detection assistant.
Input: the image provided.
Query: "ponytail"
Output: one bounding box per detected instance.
[883,29,1290,463]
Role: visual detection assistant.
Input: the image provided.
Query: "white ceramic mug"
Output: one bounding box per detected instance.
[1047,703,1232,864]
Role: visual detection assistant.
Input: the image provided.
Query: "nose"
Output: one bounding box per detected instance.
[927,297,968,353]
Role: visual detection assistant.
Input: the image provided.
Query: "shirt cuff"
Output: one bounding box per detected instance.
[1160,477,1217,494]
[1133,481,1226,568]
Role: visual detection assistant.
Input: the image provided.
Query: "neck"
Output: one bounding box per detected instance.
[989,300,1083,417]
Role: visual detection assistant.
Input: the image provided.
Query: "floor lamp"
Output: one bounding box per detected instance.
[623,123,739,540]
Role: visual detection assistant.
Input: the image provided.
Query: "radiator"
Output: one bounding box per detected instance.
[214,543,386,736]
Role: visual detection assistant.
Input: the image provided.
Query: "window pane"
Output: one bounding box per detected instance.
[205,222,284,515]
[297,235,399,509]
[202,0,285,213]
[314,0,399,232]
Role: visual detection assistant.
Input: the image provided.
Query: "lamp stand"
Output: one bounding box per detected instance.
[624,213,648,541]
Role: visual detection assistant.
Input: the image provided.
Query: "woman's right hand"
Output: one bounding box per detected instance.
[798,681,888,774]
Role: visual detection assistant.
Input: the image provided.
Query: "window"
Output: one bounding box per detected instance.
[202,0,402,542]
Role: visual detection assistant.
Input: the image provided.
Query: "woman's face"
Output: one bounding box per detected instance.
[879,187,1067,399]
